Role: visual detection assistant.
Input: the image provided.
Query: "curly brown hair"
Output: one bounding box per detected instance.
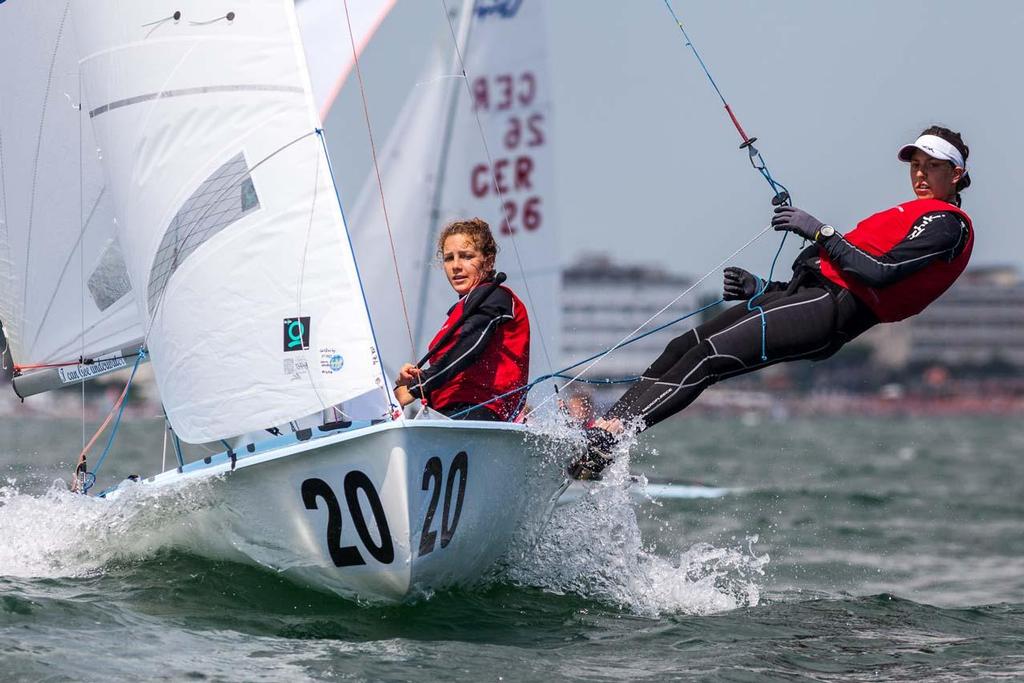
[436,218,499,267]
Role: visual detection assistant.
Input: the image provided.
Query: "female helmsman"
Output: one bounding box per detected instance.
[394,218,530,421]
[573,125,974,478]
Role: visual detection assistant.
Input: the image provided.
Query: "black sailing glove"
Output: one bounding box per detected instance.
[772,205,826,241]
[723,266,760,301]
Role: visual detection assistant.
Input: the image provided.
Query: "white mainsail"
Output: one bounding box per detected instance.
[295,0,398,119]
[349,0,560,389]
[70,0,389,442]
[0,2,144,371]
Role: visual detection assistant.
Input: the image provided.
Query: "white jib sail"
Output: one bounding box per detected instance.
[70,0,390,442]
[0,1,144,370]
[294,0,397,119]
[349,0,560,389]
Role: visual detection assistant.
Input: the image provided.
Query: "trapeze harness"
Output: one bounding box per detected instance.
[409,280,530,421]
[605,198,973,429]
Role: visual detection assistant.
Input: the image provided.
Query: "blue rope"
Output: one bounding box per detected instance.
[447,298,725,419]
[83,349,146,493]
[661,0,791,205]
[746,230,791,361]
[662,0,798,361]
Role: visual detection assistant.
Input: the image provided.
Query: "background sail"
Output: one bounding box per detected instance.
[295,0,397,119]
[71,0,389,442]
[0,1,144,369]
[348,0,560,391]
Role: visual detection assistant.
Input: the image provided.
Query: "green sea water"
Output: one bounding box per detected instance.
[1,414,1022,681]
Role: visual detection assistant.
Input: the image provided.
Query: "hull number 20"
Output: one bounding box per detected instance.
[419,451,468,557]
[300,451,469,568]
[301,471,394,567]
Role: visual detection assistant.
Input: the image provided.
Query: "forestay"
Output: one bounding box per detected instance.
[70,0,389,442]
[348,0,559,387]
[0,2,144,370]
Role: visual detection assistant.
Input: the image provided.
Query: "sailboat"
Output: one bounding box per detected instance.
[0,0,570,602]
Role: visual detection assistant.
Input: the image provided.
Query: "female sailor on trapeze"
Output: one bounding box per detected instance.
[571,125,974,479]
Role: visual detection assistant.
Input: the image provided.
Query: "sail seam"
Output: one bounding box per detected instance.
[23,1,72,349]
[89,84,303,118]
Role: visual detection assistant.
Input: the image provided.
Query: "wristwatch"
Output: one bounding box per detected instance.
[815,225,836,242]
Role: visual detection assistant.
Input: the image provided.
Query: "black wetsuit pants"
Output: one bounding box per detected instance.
[605,283,875,430]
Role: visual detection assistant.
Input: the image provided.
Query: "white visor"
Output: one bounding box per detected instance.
[898,134,966,170]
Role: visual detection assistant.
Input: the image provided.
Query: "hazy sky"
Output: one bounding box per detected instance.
[325,1,1023,291]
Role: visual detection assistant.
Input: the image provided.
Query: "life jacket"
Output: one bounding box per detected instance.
[425,285,530,420]
[819,198,973,322]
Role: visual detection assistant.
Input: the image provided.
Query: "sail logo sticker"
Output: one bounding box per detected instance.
[283,317,310,352]
[475,0,522,19]
[320,348,345,375]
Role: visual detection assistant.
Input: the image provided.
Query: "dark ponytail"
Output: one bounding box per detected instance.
[920,125,970,206]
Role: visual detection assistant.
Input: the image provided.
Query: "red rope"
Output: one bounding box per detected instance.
[70,376,132,492]
[724,103,752,144]
[341,0,418,364]
[14,360,83,371]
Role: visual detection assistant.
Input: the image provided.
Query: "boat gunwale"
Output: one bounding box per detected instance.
[100,418,535,497]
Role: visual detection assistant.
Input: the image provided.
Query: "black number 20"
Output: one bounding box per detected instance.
[419,451,469,557]
[301,471,395,567]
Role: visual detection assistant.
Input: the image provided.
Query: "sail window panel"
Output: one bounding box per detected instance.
[87,238,133,312]
[147,153,261,314]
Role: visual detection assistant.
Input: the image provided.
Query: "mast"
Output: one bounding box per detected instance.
[411,0,477,349]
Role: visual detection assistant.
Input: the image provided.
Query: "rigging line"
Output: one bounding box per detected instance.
[317,130,396,412]
[341,0,419,370]
[413,0,475,351]
[295,130,338,411]
[526,222,775,417]
[71,348,145,492]
[438,0,557,378]
[79,69,86,450]
[295,134,330,409]
[0,323,7,370]
[0,126,8,261]
[27,187,106,352]
[661,0,790,204]
[23,1,72,333]
[83,350,146,491]
[449,298,724,419]
[12,350,145,372]
[662,1,793,363]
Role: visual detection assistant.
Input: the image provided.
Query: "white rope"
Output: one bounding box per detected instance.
[525,223,776,417]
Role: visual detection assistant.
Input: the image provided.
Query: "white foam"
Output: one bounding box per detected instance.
[508,412,768,616]
[0,477,220,579]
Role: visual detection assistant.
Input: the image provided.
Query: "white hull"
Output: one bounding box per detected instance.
[107,420,570,602]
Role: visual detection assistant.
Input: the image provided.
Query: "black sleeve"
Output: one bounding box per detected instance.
[409,287,514,400]
[818,211,969,288]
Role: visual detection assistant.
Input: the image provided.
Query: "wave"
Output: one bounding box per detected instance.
[501,415,769,616]
[0,477,221,579]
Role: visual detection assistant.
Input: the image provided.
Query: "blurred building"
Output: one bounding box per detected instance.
[561,254,700,380]
[861,265,1024,370]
